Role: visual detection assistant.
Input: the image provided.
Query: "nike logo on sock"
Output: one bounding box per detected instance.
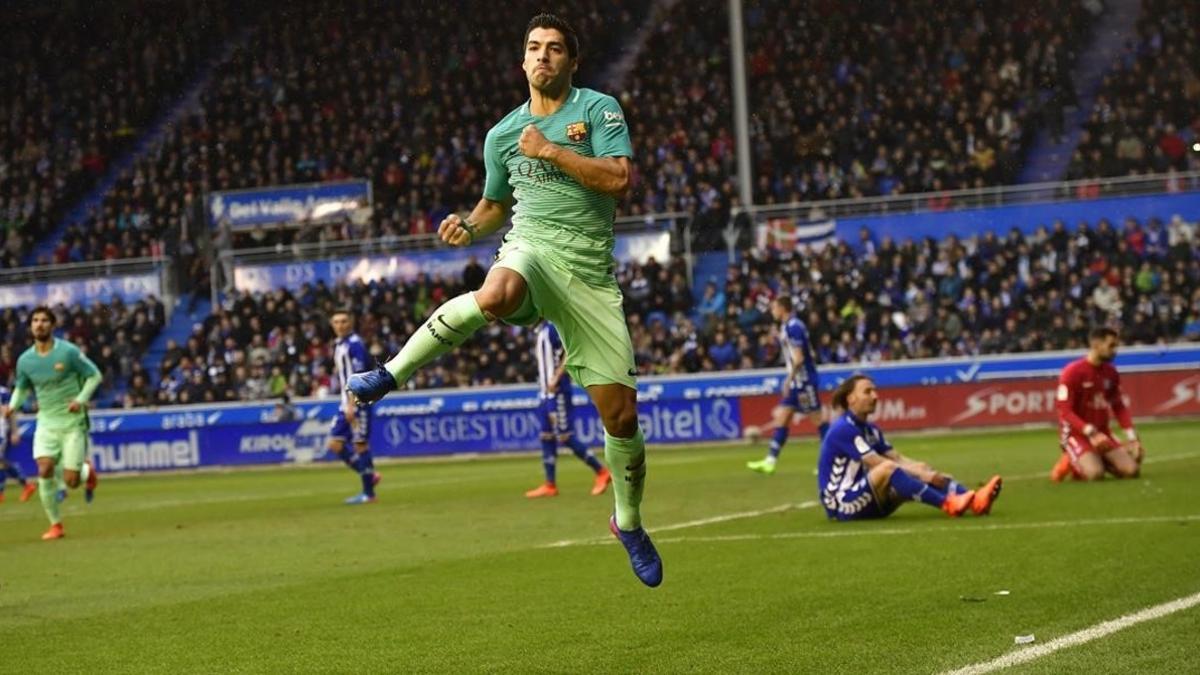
[436,314,464,335]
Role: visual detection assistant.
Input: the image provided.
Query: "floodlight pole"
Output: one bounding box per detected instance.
[728,0,753,210]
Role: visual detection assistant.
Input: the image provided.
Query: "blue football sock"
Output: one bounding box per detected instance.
[565,437,603,472]
[818,422,830,441]
[541,438,557,484]
[945,479,970,495]
[335,447,357,471]
[767,426,789,459]
[358,451,376,497]
[6,464,25,484]
[888,467,947,508]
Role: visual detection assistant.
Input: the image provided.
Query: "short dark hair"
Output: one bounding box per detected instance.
[831,374,873,410]
[1089,326,1119,342]
[29,306,56,326]
[773,295,793,312]
[330,309,353,320]
[525,13,579,60]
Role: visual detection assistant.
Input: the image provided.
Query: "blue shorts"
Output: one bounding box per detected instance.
[540,392,574,436]
[781,377,820,413]
[821,479,900,522]
[329,405,371,444]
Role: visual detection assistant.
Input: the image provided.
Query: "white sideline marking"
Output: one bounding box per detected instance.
[1004,449,1200,483]
[941,590,1200,675]
[546,513,1200,548]
[540,501,817,548]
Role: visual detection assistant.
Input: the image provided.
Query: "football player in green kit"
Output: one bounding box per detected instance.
[349,14,661,586]
[4,307,102,540]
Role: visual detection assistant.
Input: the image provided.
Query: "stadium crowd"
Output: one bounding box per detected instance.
[621,0,1099,219]
[133,213,1199,408]
[0,297,166,404]
[745,0,1098,203]
[2,1,234,269]
[668,215,1200,372]
[7,0,1121,272]
[1069,0,1200,180]
[74,0,649,262]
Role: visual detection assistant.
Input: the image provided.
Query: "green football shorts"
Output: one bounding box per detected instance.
[33,425,90,471]
[492,237,638,390]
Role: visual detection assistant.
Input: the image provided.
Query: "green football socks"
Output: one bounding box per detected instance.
[385,292,489,385]
[605,428,646,531]
[38,477,61,525]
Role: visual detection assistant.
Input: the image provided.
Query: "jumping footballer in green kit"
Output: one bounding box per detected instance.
[5,306,102,540]
[348,13,661,586]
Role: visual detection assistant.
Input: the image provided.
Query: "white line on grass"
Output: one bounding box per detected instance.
[1004,449,1200,483]
[941,589,1200,675]
[542,513,1200,549]
[648,513,1200,545]
[539,501,817,548]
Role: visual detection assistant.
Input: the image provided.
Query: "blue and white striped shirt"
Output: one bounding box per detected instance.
[334,334,368,408]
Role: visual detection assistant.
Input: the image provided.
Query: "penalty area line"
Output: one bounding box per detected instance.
[646,513,1200,545]
[940,589,1200,675]
[539,501,817,549]
[1004,449,1200,483]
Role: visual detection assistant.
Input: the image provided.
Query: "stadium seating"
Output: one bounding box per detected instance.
[620,0,1098,217]
[0,297,166,404]
[1,1,234,268]
[1071,0,1200,179]
[136,212,1198,407]
[83,0,650,259]
[744,0,1098,202]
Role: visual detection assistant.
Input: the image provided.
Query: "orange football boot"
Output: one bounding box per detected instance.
[524,482,559,498]
[590,468,612,496]
[941,490,975,517]
[20,482,37,502]
[972,475,1003,515]
[41,523,65,540]
[1050,454,1072,483]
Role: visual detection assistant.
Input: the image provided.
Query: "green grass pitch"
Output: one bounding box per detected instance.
[2,420,1198,673]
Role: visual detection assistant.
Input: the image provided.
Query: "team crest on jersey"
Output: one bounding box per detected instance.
[566,121,588,142]
[54,362,65,371]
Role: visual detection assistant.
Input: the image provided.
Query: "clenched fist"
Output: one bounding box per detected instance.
[519,124,554,159]
[437,214,475,247]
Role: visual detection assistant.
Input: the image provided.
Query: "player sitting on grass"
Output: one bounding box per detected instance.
[819,375,1002,521]
[1050,327,1144,482]
[525,320,611,498]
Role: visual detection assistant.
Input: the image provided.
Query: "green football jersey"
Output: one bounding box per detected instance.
[14,338,101,431]
[482,86,633,285]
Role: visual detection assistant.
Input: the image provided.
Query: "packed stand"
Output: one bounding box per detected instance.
[1070,0,1200,180]
[1,1,235,269]
[745,0,1098,203]
[617,1,738,223]
[650,215,1200,375]
[0,297,167,405]
[141,256,528,407]
[92,0,646,262]
[619,0,1099,220]
[132,210,1199,407]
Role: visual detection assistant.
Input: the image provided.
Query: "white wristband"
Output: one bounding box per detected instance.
[1083,424,1097,436]
[1123,428,1137,441]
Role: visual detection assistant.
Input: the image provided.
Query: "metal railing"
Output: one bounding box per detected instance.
[738,170,1200,223]
[227,211,690,266]
[0,256,167,285]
